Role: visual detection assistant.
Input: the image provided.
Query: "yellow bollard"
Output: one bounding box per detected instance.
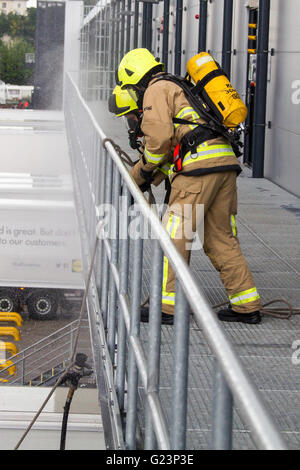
[0,312,23,327]
[0,327,20,341]
[0,342,18,356]
[0,359,16,375]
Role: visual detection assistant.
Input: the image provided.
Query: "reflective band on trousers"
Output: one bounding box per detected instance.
[229,288,260,306]
[162,214,181,305]
[144,147,166,164]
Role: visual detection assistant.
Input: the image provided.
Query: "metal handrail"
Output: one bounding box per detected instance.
[0,319,89,384]
[64,71,287,450]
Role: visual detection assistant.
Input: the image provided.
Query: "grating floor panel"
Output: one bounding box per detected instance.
[138,170,300,450]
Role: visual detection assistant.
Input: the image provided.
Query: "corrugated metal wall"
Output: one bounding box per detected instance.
[264,0,300,197]
[77,0,300,197]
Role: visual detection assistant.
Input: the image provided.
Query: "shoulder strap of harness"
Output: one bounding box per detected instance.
[151,73,243,159]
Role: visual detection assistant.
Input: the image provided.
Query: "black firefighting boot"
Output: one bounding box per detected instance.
[217,305,261,324]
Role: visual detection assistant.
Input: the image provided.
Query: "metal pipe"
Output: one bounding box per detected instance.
[115,0,121,68]
[174,0,183,75]
[142,2,148,48]
[144,240,164,449]
[146,2,153,51]
[133,0,139,48]
[198,0,208,52]
[222,0,233,79]
[212,359,233,449]
[107,164,120,362]
[126,0,132,53]
[109,1,116,90]
[100,152,113,328]
[170,281,190,450]
[115,185,131,412]
[120,0,126,58]
[162,0,170,70]
[252,0,271,178]
[125,222,143,449]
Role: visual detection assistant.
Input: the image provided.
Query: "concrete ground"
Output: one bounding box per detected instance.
[90,100,300,450]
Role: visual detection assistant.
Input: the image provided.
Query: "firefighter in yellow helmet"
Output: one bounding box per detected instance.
[116,48,262,325]
[108,85,172,191]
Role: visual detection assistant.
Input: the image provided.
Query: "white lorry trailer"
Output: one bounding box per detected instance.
[0,111,84,320]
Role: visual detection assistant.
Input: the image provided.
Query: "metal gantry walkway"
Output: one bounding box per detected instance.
[93,101,300,450]
[63,75,299,450]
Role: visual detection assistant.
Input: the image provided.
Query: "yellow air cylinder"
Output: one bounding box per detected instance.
[186,52,248,128]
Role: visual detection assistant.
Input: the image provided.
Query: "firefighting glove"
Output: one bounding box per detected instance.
[139,181,152,193]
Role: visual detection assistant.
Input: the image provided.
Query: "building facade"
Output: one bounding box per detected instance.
[0,0,27,15]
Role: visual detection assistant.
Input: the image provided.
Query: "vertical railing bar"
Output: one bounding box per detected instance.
[211,359,234,450]
[126,0,132,53]
[107,164,121,362]
[95,140,106,290]
[170,280,190,450]
[144,240,164,449]
[133,0,139,48]
[101,151,113,328]
[115,184,131,413]
[125,212,143,450]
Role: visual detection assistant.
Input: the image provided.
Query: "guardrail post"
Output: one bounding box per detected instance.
[174,0,183,75]
[107,163,121,362]
[115,185,131,412]
[211,359,233,450]
[125,212,143,450]
[163,0,170,70]
[170,280,190,450]
[133,0,139,48]
[95,139,105,292]
[126,0,132,53]
[101,150,113,328]
[144,240,164,449]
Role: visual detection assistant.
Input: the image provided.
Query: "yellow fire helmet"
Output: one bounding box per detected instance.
[108,85,139,117]
[117,48,164,90]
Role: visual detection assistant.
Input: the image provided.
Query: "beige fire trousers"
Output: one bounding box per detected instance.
[161,171,262,315]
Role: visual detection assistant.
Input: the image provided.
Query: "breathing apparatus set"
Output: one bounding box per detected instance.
[117,51,248,173]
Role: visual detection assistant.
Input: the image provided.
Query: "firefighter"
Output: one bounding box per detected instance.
[108,85,172,191]
[116,48,262,325]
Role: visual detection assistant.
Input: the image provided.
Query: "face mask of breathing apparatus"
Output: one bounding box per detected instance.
[122,113,144,152]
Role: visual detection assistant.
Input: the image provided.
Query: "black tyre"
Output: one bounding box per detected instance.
[27,291,58,320]
[0,289,20,312]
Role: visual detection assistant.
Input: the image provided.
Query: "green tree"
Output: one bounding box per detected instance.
[7,12,24,38]
[0,39,34,85]
[0,13,9,37]
[0,9,36,42]
[23,8,36,44]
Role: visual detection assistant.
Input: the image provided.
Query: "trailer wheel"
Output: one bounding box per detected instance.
[0,290,20,313]
[27,292,58,320]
